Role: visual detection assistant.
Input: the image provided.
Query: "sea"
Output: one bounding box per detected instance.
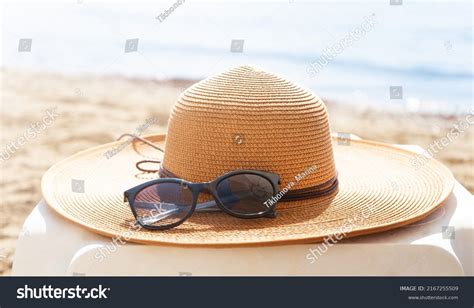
[2,0,472,114]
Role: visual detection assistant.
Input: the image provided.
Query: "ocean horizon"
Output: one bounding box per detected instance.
[2,1,472,114]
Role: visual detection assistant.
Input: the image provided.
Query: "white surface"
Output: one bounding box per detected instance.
[12,144,474,276]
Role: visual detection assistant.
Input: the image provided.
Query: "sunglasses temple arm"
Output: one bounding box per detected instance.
[137,201,220,225]
[195,201,220,212]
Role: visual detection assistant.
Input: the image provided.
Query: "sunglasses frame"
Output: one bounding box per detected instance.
[124,170,281,230]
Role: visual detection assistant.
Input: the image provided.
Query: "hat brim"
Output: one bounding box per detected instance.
[42,134,454,247]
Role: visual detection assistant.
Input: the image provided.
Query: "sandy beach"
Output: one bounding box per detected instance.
[0,68,472,275]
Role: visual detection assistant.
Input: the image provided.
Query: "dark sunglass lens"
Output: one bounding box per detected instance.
[133,182,194,227]
[216,174,275,215]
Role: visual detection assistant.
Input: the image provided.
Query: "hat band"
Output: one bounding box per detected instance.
[281,176,338,201]
[159,167,339,202]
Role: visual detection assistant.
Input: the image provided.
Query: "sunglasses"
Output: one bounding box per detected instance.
[124,170,280,230]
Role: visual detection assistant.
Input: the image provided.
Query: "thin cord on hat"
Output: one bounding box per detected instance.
[117,133,164,152]
[116,133,163,173]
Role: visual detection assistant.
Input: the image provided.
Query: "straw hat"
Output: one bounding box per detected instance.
[42,65,454,246]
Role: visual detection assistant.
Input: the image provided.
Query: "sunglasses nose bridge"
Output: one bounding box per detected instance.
[191,182,212,194]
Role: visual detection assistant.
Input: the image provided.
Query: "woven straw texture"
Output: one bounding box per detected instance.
[163,66,336,189]
[41,66,454,246]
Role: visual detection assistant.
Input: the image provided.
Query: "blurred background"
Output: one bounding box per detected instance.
[0,0,472,275]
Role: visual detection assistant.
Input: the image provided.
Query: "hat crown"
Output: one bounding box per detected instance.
[162,65,337,189]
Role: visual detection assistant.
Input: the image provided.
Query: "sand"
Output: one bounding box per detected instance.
[0,68,472,275]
